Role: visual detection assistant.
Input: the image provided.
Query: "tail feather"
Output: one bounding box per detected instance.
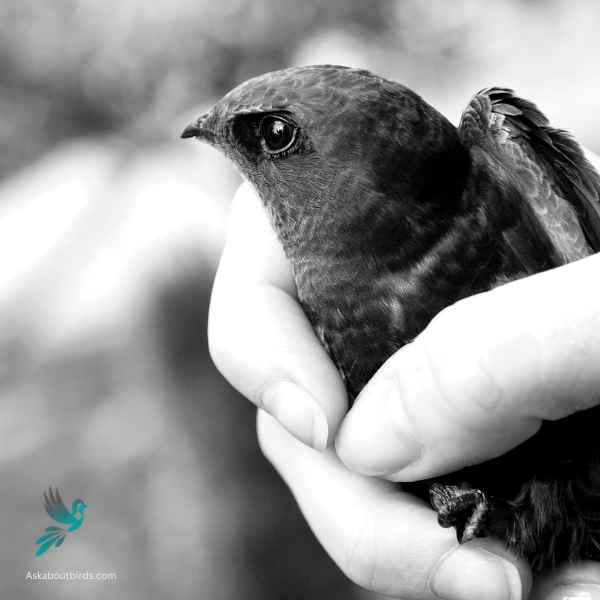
[35,526,62,543]
[35,527,66,556]
[35,531,61,545]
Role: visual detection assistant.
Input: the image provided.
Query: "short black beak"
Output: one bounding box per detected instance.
[180,114,214,140]
[181,123,202,139]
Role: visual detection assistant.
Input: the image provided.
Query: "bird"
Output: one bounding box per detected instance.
[182,65,600,571]
[35,487,87,556]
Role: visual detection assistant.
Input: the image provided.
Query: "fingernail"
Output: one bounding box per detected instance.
[430,545,522,600]
[545,585,600,600]
[337,377,422,475]
[261,382,329,450]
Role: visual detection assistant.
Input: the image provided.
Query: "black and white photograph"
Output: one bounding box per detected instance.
[2,1,600,598]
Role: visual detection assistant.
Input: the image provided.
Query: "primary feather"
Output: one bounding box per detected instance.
[44,487,75,526]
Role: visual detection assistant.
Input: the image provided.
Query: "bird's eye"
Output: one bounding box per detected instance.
[259,116,297,156]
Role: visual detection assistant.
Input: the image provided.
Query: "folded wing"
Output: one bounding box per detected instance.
[459,88,600,265]
[44,487,75,526]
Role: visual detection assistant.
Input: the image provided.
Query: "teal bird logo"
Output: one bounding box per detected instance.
[35,487,87,557]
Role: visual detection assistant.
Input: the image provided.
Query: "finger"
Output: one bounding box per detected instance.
[208,183,347,450]
[336,254,600,480]
[257,409,531,600]
[530,561,600,600]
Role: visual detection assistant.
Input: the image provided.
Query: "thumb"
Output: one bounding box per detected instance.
[336,253,600,481]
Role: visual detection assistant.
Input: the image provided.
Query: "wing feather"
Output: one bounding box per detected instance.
[44,487,74,526]
[459,88,600,263]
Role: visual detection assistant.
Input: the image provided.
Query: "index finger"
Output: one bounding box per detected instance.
[335,149,600,478]
[208,182,348,449]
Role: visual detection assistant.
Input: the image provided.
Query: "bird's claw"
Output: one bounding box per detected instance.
[430,483,489,543]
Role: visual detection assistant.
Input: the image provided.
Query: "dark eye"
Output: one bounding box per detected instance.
[259,116,297,155]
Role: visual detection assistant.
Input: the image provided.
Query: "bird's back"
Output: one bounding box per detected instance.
[303,88,600,402]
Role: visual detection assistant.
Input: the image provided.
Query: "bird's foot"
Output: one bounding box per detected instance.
[430,483,490,543]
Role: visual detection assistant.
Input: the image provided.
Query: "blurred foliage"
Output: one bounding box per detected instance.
[4,0,599,177]
[1,3,404,598]
[0,0,395,177]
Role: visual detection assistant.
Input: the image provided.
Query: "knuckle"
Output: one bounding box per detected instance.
[338,518,409,597]
[339,520,380,591]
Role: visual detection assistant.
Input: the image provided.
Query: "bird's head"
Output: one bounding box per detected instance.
[182,65,469,263]
[72,499,87,516]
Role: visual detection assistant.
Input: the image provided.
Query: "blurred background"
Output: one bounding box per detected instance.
[1,1,599,597]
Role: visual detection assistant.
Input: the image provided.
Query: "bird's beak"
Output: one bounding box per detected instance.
[180,113,215,142]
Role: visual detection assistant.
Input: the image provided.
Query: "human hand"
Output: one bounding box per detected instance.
[209,149,600,596]
[209,183,533,599]
[331,226,600,599]
[335,248,600,482]
[331,156,600,597]
[335,141,600,597]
